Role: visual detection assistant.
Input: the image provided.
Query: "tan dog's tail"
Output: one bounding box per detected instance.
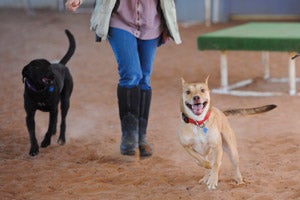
[223,104,277,116]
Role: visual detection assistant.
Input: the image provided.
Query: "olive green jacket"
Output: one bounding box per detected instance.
[80,0,182,44]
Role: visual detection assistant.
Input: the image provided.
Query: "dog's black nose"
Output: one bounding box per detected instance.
[193,96,200,101]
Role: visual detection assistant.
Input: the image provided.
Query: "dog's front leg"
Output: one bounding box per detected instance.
[41,109,58,148]
[26,110,39,156]
[184,146,211,169]
[57,98,70,145]
[201,145,223,190]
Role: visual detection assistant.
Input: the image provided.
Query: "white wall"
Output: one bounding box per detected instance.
[0,0,60,9]
[0,0,95,10]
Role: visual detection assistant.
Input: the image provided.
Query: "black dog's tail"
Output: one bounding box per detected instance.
[59,29,76,65]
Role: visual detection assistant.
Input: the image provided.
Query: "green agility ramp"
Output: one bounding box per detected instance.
[198,22,300,52]
[197,22,300,96]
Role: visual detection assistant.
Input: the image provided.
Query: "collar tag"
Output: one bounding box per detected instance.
[203,127,208,134]
[48,86,54,93]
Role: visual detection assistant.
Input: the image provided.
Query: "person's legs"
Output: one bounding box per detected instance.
[137,38,159,156]
[109,27,142,88]
[137,38,159,90]
[109,28,142,155]
[117,85,140,155]
[108,27,159,156]
[138,88,152,156]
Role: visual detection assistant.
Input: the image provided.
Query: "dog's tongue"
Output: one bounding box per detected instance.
[192,104,203,115]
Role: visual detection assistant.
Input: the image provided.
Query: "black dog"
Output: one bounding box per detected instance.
[22,30,75,156]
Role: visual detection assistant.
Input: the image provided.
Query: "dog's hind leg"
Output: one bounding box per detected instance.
[26,110,39,156]
[222,134,244,184]
[221,124,244,185]
[226,144,244,184]
[41,109,58,148]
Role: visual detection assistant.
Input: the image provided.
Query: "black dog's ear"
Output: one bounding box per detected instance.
[22,65,30,83]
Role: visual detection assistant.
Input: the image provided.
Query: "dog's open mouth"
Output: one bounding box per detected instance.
[186,101,208,115]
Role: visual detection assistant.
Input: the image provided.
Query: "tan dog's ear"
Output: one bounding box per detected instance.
[181,77,186,86]
[205,75,210,85]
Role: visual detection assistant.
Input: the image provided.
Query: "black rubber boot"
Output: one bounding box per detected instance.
[117,85,140,156]
[139,89,153,157]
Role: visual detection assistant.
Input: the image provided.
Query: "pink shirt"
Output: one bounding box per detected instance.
[110,0,163,40]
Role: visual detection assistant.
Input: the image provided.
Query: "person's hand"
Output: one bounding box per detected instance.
[65,0,81,12]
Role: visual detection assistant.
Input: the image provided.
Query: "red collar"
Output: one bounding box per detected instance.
[182,110,211,127]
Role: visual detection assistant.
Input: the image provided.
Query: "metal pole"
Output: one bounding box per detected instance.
[204,0,211,26]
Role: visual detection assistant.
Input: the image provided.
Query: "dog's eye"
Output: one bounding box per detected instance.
[201,89,205,93]
[186,90,191,95]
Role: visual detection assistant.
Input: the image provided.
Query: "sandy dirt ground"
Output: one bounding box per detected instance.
[0,9,299,200]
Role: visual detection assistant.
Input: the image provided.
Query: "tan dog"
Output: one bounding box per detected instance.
[177,77,276,190]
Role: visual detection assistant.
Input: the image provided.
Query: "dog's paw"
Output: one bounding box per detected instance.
[41,138,51,148]
[57,138,65,145]
[29,145,39,156]
[234,176,244,185]
[234,170,244,185]
[199,171,219,190]
[206,172,218,190]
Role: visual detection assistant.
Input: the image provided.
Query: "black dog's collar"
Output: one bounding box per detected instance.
[25,79,54,93]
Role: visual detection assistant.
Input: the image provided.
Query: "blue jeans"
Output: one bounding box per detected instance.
[108,27,159,90]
